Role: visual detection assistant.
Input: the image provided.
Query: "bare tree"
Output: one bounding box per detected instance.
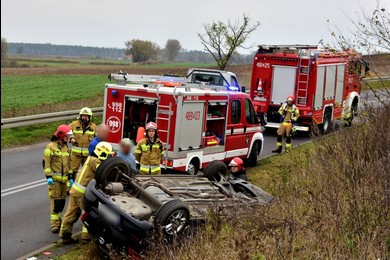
[125,39,160,62]
[1,37,8,66]
[323,1,390,102]
[198,14,260,70]
[164,39,182,61]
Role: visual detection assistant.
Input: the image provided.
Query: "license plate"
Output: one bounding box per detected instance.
[98,202,120,225]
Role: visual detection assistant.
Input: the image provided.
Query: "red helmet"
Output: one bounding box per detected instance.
[55,124,73,140]
[286,95,295,102]
[229,157,244,171]
[145,122,158,131]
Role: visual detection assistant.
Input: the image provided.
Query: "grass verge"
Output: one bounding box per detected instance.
[362,78,390,90]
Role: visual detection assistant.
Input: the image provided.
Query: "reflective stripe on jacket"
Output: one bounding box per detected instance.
[279,103,300,122]
[140,164,161,173]
[69,120,97,155]
[42,141,72,181]
[70,156,101,197]
[135,137,165,167]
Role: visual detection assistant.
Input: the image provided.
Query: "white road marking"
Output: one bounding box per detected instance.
[1,179,47,197]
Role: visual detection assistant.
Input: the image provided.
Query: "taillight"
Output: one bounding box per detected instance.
[81,211,88,222]
[127,246,140,260]
[161,159,173,167]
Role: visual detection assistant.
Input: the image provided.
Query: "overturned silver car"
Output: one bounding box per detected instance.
[82,157,273,258]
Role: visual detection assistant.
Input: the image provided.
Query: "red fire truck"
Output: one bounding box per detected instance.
[250,44,367,133]
[103,73,264,174]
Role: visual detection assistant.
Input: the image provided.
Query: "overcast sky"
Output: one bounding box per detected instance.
[1,0,387,54]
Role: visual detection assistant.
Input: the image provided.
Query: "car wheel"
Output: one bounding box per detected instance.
[247,141,260,167]
[154,199,189,236]
[95,157,132,189]
[203,160,227,182]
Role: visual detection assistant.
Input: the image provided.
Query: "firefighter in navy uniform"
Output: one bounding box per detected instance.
[272,95,300,153]
[42,124,73,233]
[135,122,165,175]
[59,142,114,244]
[68,107,97,190]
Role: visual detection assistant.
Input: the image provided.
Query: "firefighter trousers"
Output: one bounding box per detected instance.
[48,182,67,229]
[70,154,88,174]
[59,195,89,240]
[276,122,293,152]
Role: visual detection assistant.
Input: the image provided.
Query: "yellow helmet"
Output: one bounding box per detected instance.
[79,107,93,120]
[94,141,114,161]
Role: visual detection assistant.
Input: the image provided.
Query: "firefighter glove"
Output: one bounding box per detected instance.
[47,177,54,185]
[69,179,74,188]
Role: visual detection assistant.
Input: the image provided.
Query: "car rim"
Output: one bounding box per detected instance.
[164,210,188,235]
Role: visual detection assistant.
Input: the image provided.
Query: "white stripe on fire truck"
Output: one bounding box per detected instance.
[225,126,262,135]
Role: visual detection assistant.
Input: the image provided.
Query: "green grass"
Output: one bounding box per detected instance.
[362,79,390,90]
[1,75,106,112]
[1,117,102,149]
[7,55,215,68]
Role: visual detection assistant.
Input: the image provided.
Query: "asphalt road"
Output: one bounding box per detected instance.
[2,89,387,259]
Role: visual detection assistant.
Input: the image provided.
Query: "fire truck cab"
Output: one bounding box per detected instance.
[104,73,264,174]
[250,44,367,134]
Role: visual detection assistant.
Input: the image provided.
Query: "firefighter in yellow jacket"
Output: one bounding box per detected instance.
[42,124,73,233]
[59,141,114,244]
[135,122,165,175]
[68,107,97,175]
[272,95,300,153]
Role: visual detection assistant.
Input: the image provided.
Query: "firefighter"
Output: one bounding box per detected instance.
[135,122,165,175]
[42,124,73,233]
[68,107,97,178]
[59,141,114,244]
[272,95,300,153]
[228,157,248,181]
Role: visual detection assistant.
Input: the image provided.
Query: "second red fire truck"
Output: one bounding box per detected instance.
[249,44,367,133]
[103,73,264,174]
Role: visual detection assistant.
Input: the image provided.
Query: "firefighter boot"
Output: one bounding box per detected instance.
[80,226,91,244]
[272,146,282,153]
[61,233,79,245]
[285,137,292,153]
[272,135,283,153]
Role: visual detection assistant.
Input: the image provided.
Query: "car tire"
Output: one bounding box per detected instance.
[95,157,133,189]
[247,141,260,167]
[203,160,227,182]
[154,199,189,236]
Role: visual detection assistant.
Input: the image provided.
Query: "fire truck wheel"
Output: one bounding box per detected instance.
[247,142,260,167]
[203,160,227,182]
[187,159,200,175]
[95,157,133,189]
[321,112,332,135]
[345,101,358,127]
